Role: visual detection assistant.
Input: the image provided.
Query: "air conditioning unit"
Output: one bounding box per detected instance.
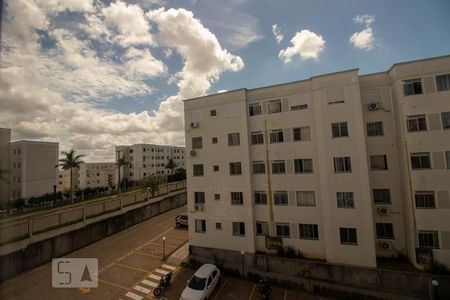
[190,122,199,128]
[377,207,391,216]
[368,102,381,111]
[379,241,392,250]
[194,204,204,211]
[190,150,196,156]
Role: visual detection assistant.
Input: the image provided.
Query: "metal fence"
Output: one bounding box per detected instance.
[0,181,186,245]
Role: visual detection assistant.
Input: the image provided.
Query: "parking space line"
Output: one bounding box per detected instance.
[148,274,162,280]
[154,268,169,275]
[133,251,161,258]
[125,291,143,300]
[113,262,151,274]
[134,285,151,294]
[212,278,228,300]
[161,264,176,270]
[248,284,256,300]
[141,279,158,288]
[98,278,129,290]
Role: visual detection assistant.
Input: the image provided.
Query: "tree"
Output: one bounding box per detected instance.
[115,155,129,193]
[143,176,165,197]
[56,149,84,203]
[165,159,177,175]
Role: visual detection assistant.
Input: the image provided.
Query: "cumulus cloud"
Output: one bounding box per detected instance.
[102,0,155,47]
[1,0,243,162]
[278,29,325,63]
[349,14,375,50]
[147,7,244,99]
[272,24,283,44]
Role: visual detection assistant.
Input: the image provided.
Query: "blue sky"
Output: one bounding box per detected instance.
[1,0,449,161]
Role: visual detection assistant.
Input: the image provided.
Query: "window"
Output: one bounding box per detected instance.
[192,137,203,149]
[229,162,242,175]
[231,192,243,205]
[232,222,245,236]
[249,103,262,116]
[195,220,206,233]
[299,224,319,240]
[294,159,313,173]
[411,152,431,169]
[376,223,394,240]
[373,189,391,204]
[194,192,205,204]
[228,132,240,146]
[367,122,384,137]
[214,193,220,200]
[256,222,269,236]
[252,161,265,174]
[293,127,311,141]
[274,191,288,205]
[337,192,354,208]
[289,97,308,110]
[251,131,264,145]
[271,160,286,174]
[268,99,282,113]
[327,87,345,104]
[403,79,423,96]
[212,137,218,144]
[216,223,222,230]
[296,191,316,206]
[276,223,290,237]
[407,115,427,132]
[418,231,439,248]
[415,191,436,208]
[210,109,217,116]
[269,129,284,143]
[436,74,450,91]
[331,122,348,138]
[254,191,267,205]
[193,164,204,176]
[334,157,352,172]
[442,112,450,129]
[213,165,219,172]
[446,151,450,169]
[370,155,388,170]
[340,228,357,245]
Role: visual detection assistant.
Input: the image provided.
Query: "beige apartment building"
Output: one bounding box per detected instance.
[58,162,116,191]
[0,128,59,202]
[115,144,185,184]
[184,55,450,269]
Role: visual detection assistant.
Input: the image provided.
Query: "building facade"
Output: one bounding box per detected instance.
[0,129,11,203]
[184,55,450,269]
[115,144,185,184]
[58,162,116,191]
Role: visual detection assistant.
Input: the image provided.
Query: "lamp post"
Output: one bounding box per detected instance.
[430,280,439,300]
[162,236,166,261]
[240,250,245,279]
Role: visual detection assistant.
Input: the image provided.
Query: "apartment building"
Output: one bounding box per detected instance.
[58,162,116,191]
[184,55,450,269]
[115,144,185,184]
[0,129,59,202]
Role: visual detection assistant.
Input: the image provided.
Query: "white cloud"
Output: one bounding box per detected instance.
[124,47,166,79]
[147,7,244,99]
[349,14,375,51]
[272,24,283,44]
[102,0,155,47]
[278,29,325,63]
[39,0,95,13]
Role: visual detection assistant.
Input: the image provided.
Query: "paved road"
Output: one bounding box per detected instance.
[0,205,188,300]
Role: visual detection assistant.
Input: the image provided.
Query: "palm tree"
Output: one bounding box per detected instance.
[115,155,129,193]
[56,149,84,203]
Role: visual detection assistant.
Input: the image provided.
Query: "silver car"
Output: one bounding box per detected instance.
[175,212,188,227]
[180,264,221,300]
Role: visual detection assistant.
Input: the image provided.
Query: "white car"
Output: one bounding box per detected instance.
[180,264,221,300]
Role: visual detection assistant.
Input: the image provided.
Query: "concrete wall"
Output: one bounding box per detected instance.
[0,192,186,282]
[191,246,450,299]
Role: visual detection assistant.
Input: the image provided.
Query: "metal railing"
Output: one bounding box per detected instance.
[0,181,186,246]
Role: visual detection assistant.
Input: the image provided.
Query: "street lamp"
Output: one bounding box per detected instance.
[240,250,245,279]
[162,236,166,261]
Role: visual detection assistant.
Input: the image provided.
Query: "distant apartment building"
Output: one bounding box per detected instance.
[115,144,185,183]
[0,128,59,202]
[184,55,450,269]
[58,162,116,191]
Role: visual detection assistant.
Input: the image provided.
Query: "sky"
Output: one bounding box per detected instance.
[1,0,449,162]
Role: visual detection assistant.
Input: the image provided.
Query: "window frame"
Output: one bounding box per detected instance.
[299,224,319,240]
[441,112,450,130]
[406,115,427,132]
[193,164,204,176]
[231,192,244,205]
[273,191,288,206]
[376,223,395,240]
[195,219,206,233]
[373,189,391,204]
[331,122,349,138]
[194,192,205,204]
[229,162,242,175]
[418,231,439,249]
[269,129,284,143]
[276,223,290,238]
[249,103,262,116]
[334,157,352,173]
[228,132,240,146]
[294,158,313,173]
[410,152,431,170]
[369,155,388,170]
[339,227,358,245]
[337,192,354,208]
[255,221,269,236]
[254,191,268,205]
[292,126,311,141]
[232,222,246,236]
[403,78,423,96]
[415,191,436,208]
[271,160,286,174]
[436,73,450,92]
[268,99,282,114]
[367,121,384,137]
[252,161,266,174]
[192,137,203,149]
[251,131,264,145]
